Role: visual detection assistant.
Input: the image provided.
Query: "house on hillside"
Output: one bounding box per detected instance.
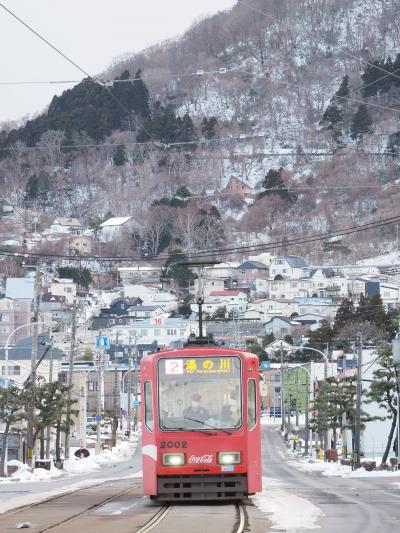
[236,261,269,287]
[0,297,31,345]
[50,279,76,305]
[49,218,83,236]
[41,293,69,323]
[264,316,301,339]
[99,217,142,242]
[0,333,64,385]
[269,256,308,279]
[118,264,161,284]
[5,278,35,300]
[223,176,253,198]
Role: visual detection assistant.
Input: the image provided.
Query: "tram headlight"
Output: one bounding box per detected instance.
[218,451,241,465]
[162,453,185,466]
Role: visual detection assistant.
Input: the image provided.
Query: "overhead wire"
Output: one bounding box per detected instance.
[235,0,400,114]
[0,1,159,146]
[1,212,400,263]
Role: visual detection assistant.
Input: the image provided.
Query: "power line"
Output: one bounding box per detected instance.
[1,212,400,263]
[0,2,158,146]
[235,0,400,115]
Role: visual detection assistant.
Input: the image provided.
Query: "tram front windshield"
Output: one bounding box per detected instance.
[158,356,242,431]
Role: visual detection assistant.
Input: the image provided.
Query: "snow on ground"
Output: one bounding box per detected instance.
[0,436,140,484]
[287,457,400,479]
[0,437,141,514]
[253,476,324,531]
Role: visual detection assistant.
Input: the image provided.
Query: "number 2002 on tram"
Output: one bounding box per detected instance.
[140,347,262,501]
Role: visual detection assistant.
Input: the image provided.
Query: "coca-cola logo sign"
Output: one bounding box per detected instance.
[188,454,213,464]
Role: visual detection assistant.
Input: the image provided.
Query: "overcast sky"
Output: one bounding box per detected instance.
[0,0,236,123]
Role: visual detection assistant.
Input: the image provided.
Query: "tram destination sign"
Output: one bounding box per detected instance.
[163,356,240,376]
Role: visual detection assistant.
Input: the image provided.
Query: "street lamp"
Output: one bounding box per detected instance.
[3,320,57,382]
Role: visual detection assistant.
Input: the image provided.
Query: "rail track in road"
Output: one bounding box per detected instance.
[0,479,255,533]
[135,501,247,533]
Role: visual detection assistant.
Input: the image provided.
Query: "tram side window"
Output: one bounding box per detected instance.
[144,381,154,431]
[248,379,257,429]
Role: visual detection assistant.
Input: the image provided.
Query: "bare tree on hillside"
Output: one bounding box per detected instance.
[38,130,65,170]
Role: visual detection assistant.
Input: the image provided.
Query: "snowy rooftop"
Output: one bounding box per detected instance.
[100,217,132,227]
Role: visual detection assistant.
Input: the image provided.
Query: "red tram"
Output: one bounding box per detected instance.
[140,347,262,501]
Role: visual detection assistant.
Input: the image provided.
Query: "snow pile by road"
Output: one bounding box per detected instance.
[254,477,323,530]
[288,458,400,478]
[64,438,139,473]
[0,460,64,483]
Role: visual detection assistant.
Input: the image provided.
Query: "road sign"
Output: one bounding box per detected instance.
[260,361,271,370]
[132,400,140,407]
[95,415,102,422]
[95,335,109,349]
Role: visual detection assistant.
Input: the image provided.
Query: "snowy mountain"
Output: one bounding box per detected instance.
[1,0,400,262]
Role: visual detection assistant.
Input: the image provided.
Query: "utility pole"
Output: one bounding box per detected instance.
[280,342,285,430]
[133,347,139,432]
[295,367,300,427]
[353,332,363,469]
[64,302,77,460]
[45,329,54,460]
[304,378,310,456]
[27,260,42,468]
[95,330,103,455]
[112,362,118,448]
[127,336,132,437]
[324,344,330,459]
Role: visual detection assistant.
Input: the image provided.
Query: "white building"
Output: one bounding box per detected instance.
[49,217,83,236]
[109,318,199,347]
[99,217,142,242]
[269,256,308,280]
[118,264,161,284]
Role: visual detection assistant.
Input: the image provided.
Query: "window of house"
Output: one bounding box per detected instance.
[121,304,125,309]
[154,329,161,336]
[88,381,95,391]
[65,287,72,293]
[145,312,150,317]
[141,329,148,336]
[2,365,20,376]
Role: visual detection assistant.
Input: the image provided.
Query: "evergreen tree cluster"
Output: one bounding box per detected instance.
[1,70,151,151]
[321,75,373,142]
[361,53,400,97]
[257,167,296,202]
[152,186,192,207]
[137,103,197,145]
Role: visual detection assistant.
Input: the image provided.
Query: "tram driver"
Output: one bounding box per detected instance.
[183,393,210,423]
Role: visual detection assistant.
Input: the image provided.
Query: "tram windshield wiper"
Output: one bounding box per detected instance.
[184,417,232,436]
[173,426,214,436]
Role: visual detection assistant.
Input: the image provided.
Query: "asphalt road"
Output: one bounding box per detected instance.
[262,425,400,532]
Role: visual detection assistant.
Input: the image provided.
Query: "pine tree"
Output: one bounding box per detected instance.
[351,104,372,140]
[336,75,350,98]
[112,144,127,166]
[179,113,196,143]
[258,167,294,201]
[367,346,398,464]
[361,60,383,97]
[131,69,150,119]
[393,53,400,87]
[333,299,356,333]
[321,103,343,130]
[201,116,218,139]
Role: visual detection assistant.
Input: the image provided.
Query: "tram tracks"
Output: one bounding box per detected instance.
[135,501,247,533]
[0,480,248,533]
